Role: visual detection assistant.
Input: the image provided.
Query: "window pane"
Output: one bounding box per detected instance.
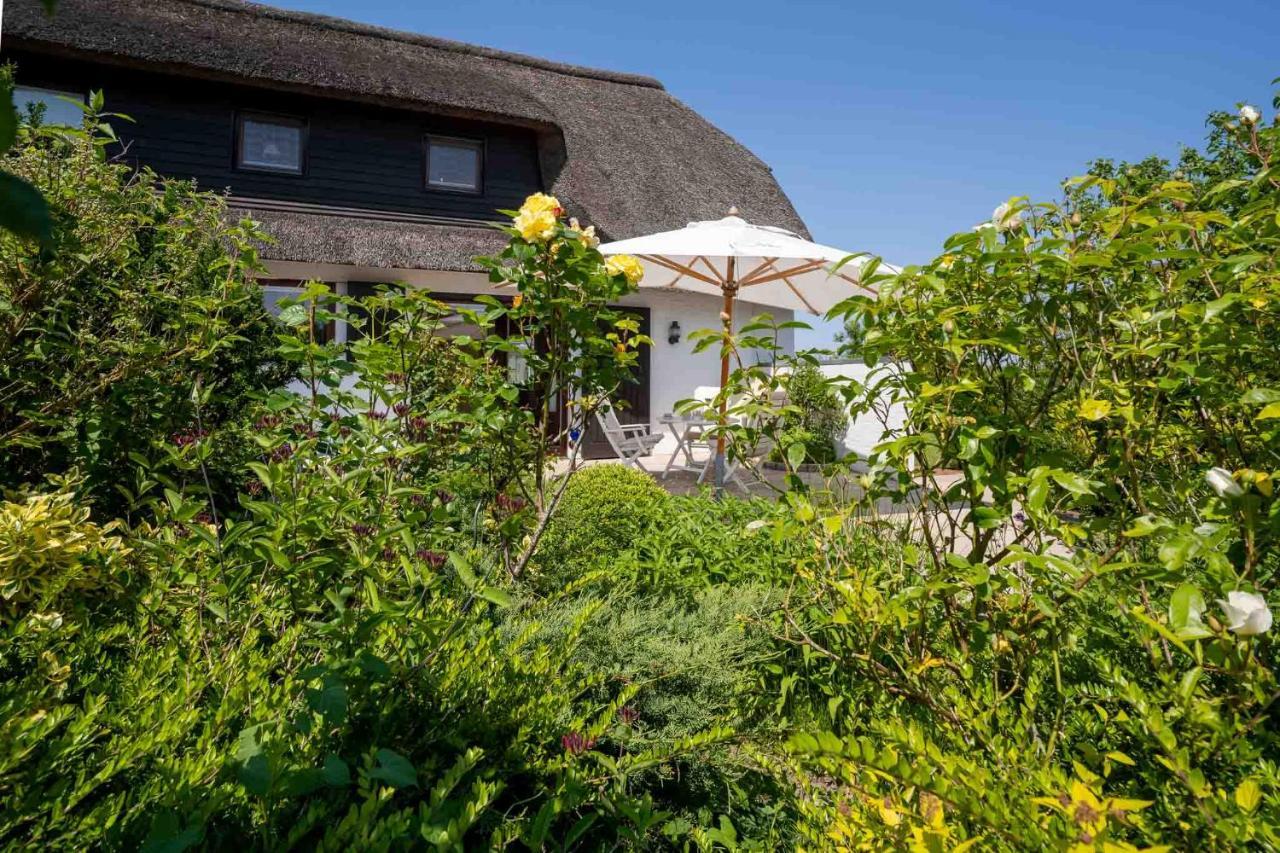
[241,117,303,172]
[14,86,84,127]
[428,139,480,191]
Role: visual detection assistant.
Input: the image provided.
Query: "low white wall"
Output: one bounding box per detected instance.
[819,360,907,460]
[264,261,794,453]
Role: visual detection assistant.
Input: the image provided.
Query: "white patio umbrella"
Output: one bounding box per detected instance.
[599,208,883,496]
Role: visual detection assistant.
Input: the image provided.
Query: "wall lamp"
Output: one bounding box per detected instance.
[668,321,682,345]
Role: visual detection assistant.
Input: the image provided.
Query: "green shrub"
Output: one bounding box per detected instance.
[533,464,670,588]
[779,363,845,464]
[611,494,807,595]
[770,89,1280,849]
[514,584,794,843]
[0,89,290,513]
[0,481,130,617]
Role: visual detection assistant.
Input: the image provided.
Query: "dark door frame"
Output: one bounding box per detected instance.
[578,306,652,460]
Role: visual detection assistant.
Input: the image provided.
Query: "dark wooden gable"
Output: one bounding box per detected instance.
[7,50,545,223]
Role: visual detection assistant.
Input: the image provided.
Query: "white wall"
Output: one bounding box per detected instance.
[819,360,907,460]
[616,288,794,452]
[263,261,794,453]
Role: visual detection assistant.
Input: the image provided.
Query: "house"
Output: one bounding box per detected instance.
[2,0,809,458]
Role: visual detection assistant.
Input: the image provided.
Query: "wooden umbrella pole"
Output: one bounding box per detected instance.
[715,255,737,499]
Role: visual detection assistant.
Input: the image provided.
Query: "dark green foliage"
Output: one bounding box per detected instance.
[533,463,670,588]
[515,583,796,845]
[0,95,290,512]
[779,362,845,464]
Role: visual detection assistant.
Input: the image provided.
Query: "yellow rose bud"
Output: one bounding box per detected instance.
[604,254,644,285]
[512,294,523,309]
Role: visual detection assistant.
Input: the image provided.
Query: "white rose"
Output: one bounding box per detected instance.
[1206,466,1244,498]
[1218,591,1272,636]
[992,202,1022,232]
[1240,104,1261,125]
[745,519,769,531]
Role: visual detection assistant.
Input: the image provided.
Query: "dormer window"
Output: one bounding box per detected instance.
[425,135,483,194]
[237,113,305,174]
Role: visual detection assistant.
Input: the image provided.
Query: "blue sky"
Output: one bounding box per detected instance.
[271,0,1279,346]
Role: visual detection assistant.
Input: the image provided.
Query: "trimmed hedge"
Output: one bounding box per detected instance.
[532,464,669,589]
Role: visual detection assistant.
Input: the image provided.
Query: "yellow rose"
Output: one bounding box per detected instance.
[519,192,562,217]
[604,254,644,285]
[513,208,558,243]
[569,217,599,248]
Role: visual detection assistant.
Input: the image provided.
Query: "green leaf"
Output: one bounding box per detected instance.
[477,585,515,608]
[786,441,806,470]
[0,171,54,248]
[1026,471,1049,513]
[306,680,348,725]
[563,813,600,849]
[246,462,274,491]
[1241,388,1280,405]
[969,506,1005,530]
[322,755,351,787]
[141,811,202,853]
[275,303,309,327]
[1077,398,1112,421]
[1050,470,1093,496]
[1123,515,1165,538]
[449,551,477,589]
[238,753,271,797]
[369,748,417,789]
[279,768,324,797]
[1169,584,1213,640]
[1257,402,1280,421]
[1235,778,1262,813]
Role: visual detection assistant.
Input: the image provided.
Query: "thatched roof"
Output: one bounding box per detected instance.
[5,0,809,267]
[230,203,510,272]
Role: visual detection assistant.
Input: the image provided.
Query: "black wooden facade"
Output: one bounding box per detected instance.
[7,50,544,222]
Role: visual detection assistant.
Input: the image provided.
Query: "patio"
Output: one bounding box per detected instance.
[556,447,966,512]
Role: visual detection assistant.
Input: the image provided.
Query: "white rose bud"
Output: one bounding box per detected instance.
[1240,104,1261,125]
[1218,591,1272,636]
[1206,466,1244,498]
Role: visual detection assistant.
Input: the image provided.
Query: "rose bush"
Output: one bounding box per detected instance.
[741,82,1280,849]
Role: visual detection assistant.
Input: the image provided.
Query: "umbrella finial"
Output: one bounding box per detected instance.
[727,205,739,217]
